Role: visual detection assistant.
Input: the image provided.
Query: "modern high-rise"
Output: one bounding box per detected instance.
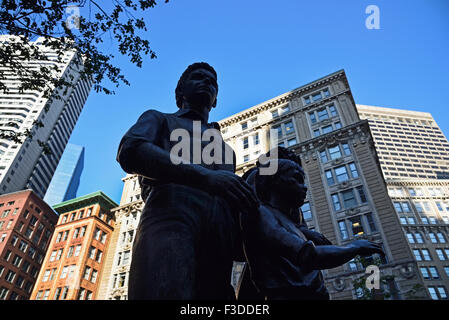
[0,190,58,300]
[218,70,429,299]
[44,143,85,206]
[0,35,92,198]
[30,191,117,300]
[357,105,449,300]
[97,174,142,300]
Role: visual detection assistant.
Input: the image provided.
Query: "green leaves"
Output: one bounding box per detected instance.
[0,0,165,149]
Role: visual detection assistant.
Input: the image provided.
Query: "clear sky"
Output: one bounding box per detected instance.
[67,0,449,204]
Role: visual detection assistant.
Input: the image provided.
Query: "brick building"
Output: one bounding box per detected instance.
[0,190,58,300]
[30,191,117,300]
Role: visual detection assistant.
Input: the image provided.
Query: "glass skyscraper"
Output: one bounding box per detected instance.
[43,143,84,206]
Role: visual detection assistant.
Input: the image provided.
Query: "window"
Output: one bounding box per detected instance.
[5,270,16,283]
[437,287,447,299]
[320,150,328,163]
[422,249,432,261]
[287,138,297,146]
[322,125,332,134]
[429,267,439,279]
[349,163,358,178]
[243,137,249,149]
[313,129,320,137]
[74,245,81,257]
[328,146,341,160]
[21,261,30,273]
[95,250,103,263]
[413,249,422,261]
[49,250,57,262]
[56,232,62,242]
[91,270,98,283]
[67,246,74,258]
[15,275,24,288]
[61,215,67,223]
[79,210,84,219]
[329,104,337,116]
[429,217,437,224]
[309,112,316,124]
[73,228,80,239]
[366,213,377,232]
[54,287,62,300]
[407,217,416,225]
[89,246,96,259]
[312,92,322,101]
[421,217,429,224]
[317,108,329,121]
[78,288,86,300]
[43,270,50,282]
[253,133,259,145]
[400,217,407,224]
[243,155,249,163]
[271,110,279,118]
[341,189,357,209]
[285,121,294,134]
[83,266,91,280]
[123,251,131,265]
[350,216,364,237]
[338,221,349,240]
[241,122,248,130]
[429,233,438,243]
[60,266,69,279]
[56,249,63,260]
[357,186,367,203]
[415,232,423,243]
[95,228,101,240]
[301,203,312,221]
[80,226,86,237]
[335,165,349,183]
[325,170,335,185]
[437,233,446,243]
[61,286,69,300]
[332,194,341,211]
[12,255,22,267]
[436,249,446,260]
[406,233,415,244]
[420,267,430,279]
[62,230,69,241]
[101,233,107,244]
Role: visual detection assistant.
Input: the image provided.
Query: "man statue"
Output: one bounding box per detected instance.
[240,156,385,300]
[116,62,258,299]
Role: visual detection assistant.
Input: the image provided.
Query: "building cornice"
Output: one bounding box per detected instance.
[219,70,347,127]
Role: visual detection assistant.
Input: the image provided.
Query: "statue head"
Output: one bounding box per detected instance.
[255,158,308,208]
[175,62,218,111]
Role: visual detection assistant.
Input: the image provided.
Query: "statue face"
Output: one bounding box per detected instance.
[182,68,218,110]
[276,163,308,207]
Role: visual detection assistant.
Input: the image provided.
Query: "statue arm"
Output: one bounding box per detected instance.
[258,208,384,272]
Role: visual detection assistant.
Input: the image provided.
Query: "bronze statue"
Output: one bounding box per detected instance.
[117,62,258,299]
[240,154,385,300]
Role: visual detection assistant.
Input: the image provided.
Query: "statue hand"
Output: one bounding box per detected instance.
[204,170,259,214]
[349,240,385,257]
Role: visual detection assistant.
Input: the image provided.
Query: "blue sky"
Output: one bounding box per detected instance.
[67,0,449,204]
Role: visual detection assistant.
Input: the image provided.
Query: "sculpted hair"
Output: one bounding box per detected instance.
[175,62,218,109]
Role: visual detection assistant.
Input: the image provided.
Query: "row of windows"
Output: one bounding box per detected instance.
[400,215,449,225]
[313,121,342,137]
[407,232,447,244]
[309,104,338,124]
[320,143,351,163]
[331,186,368,212]
[0,266,36,293]
[60,207,93,224]
[428,286,448,300]
[56,226,87,242]
[6,235,44,263]
[414,248,449,262]
[325,162,359,186]
[303,88,331,105]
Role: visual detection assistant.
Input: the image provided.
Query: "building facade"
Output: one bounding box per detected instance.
[0,35,92,198]
[357,105,449,300]
[30,191,117,300]
[97,174,142,300]
[44,143,85,206]
[218,70,428,299]
[0,190,58,300]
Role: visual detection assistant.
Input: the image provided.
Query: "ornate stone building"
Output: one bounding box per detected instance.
[357,105,449,299]
[97,174,142,300]
[218,70,429,299]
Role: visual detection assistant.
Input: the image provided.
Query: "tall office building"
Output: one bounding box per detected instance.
[44,143,85,206]
[357,105,449,300]
[30,191,117,300]
[0,190,58,300]
[218,70,428,299]
[0,35,92,198]
[97,174,142,300]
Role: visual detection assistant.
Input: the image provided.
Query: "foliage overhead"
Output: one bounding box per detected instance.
[0,0,168,149]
